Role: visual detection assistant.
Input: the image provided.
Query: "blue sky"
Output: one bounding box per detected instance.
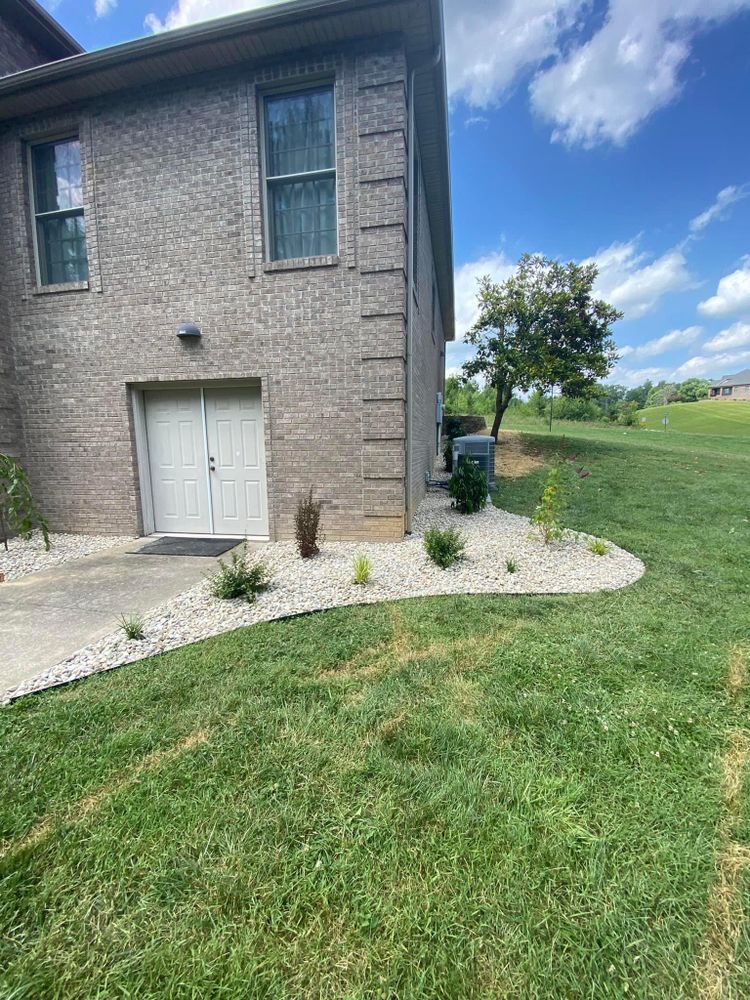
[43,0,750,386]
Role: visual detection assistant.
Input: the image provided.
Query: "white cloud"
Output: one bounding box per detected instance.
[703,321,750,353]
[144,0,280,33]
[583,239,693,320]
[529,0,750,147]
[689,184,748,233]
[95,0,117,15]
[464,115,489,128]
[670,350,750,380]
[453,250,516,338]
[609,364,671,388]
[617,325,701,360]
[698,260,750,317]
[446,0,585,108]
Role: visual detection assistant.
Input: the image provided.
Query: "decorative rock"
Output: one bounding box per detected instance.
[2,491,644,704]
[0,532,135,583]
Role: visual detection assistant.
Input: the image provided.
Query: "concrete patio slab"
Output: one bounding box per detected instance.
[0,538,244,694]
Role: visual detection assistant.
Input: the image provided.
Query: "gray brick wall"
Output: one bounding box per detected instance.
[0,40,449,541]
[0,12,54,78]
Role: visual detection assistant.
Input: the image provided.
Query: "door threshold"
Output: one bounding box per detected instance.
[149,532,270,542]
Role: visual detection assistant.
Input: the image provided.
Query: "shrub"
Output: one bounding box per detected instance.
[210,548,271,602]
[423,526,465,569]
[0,454,50,552]
[588,538,611,556]
[448,459,488,514]
[352,553,372,585]
[295,489,322,558]
[118,613,145,641]
[530,466,568,544]
[443,415,486,438]
[505,558,518,574]
[443,439,454,473]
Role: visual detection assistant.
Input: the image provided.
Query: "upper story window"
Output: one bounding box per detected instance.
[30,136,89,285]
[263,86,337,261]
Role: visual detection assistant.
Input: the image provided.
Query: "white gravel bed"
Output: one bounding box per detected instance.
[2,492,644,704]
[0,531,135,582]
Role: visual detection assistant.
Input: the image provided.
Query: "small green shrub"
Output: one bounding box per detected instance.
[530,465,568,544]
[588,538,611,556]
[423,526,465,569]
[448,459,488,514]
[352,553,373,585]
[118,613,145,641]
[505,558,518,574]
[295,488,322,558]
[210,548,271,602]
[0,454,50,552]
[443,439,454,473]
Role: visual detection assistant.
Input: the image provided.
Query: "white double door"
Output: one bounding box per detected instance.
[144,386,268,537]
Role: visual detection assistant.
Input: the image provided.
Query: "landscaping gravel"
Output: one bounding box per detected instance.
[2,491,644,704]
[0,531,135,583]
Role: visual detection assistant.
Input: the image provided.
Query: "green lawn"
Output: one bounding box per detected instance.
[635,400,750,436]
[1,426,749,998]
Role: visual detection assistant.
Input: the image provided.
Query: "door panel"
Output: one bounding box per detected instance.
[144,389,211,534]
[204,387,269,537]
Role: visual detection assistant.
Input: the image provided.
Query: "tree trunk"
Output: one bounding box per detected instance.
[490,383,513,440]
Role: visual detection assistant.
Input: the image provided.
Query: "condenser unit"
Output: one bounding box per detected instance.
[452,434,496,488]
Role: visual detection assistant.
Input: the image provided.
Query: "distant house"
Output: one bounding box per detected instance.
[0,0,454,543]
[708,370,750,401]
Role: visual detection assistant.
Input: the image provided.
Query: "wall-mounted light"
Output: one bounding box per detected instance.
[177,322,201,339]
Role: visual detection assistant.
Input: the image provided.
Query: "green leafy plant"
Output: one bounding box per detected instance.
[210,547,271,602]
[117,613,145,641]
[0,454,50,552]
[423,526,465,569]
[443,439,454,473]
[530,465,568,544]
[448,459,488,514]
[588,538,611,556]
[295,488,323,559]
[352,553,372,585]
[505,558,518,574]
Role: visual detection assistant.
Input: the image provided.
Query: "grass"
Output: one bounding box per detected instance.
[635,400,750,436]
[1,424,749,997]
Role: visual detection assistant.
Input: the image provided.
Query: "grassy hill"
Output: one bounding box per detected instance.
[636,399,750,436]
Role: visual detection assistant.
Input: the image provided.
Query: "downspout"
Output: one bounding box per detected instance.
[405,44,442,532]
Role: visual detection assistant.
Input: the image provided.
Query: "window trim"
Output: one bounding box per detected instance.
[259,80,338,264]
[27,131,88,289]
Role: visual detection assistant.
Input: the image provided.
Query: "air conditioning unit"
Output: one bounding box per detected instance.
[452,434,496,488]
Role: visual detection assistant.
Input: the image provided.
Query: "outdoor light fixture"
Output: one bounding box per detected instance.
[176,322,201,339]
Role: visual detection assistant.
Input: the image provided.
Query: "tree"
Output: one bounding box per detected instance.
[645,381,679,408]
[462,254,621,438]
[625,380,652,408]
[676,378,709,402]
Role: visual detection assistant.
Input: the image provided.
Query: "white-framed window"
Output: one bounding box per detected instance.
[29,135,89,285]
[262,84,337,261]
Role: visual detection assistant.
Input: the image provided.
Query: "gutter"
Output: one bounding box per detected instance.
[0,0,399,97]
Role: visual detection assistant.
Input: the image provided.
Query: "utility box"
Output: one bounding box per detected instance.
[452,434,495,488]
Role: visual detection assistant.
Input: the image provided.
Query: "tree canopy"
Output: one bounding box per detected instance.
[462,253,621,437]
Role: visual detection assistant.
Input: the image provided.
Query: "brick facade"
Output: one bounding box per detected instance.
[0,11,54,78]
[0,39,446,541]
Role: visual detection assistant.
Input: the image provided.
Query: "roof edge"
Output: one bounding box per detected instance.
[6,0,84,60]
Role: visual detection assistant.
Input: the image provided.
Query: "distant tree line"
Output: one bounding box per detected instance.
[444,375,710,426]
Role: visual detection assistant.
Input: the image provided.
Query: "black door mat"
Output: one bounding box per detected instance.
[129,537,242,557]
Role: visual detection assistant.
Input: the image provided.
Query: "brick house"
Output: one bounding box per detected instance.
[708,369,750,401]
[0,0,453,542]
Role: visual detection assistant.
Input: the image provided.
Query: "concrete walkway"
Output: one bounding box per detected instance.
[0,538,241,694]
